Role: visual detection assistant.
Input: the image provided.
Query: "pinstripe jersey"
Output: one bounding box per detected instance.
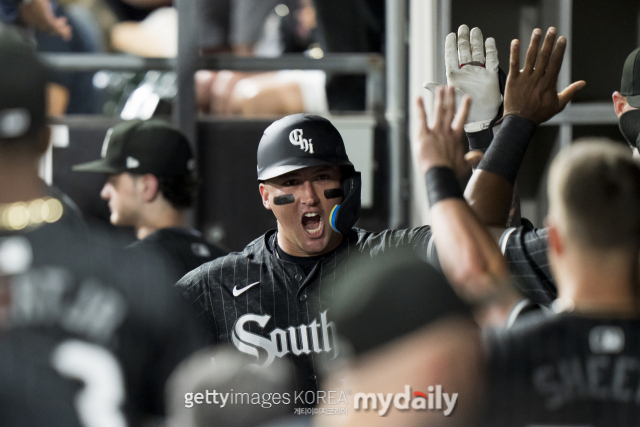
[483,311,640,426]
[177,226,433,396]
[500,221,557,306]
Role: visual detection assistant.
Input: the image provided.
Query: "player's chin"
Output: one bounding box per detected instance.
[301,232,331,254]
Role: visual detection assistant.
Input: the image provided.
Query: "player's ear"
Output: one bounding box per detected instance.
[140,174,159,202]
[612,91,627,118]
[546,219,563,256]
[259,183,272,210]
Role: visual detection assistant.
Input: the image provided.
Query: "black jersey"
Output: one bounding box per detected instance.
[483,311,640,427]
[0,220,207,425]
[500,221,556,305]
[128,227,227,279]
[176,226,433,396]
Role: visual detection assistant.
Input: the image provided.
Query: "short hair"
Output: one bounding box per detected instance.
[156,173,198,209]
[548,139,640,249]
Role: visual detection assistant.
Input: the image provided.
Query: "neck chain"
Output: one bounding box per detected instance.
[0,197,63,231]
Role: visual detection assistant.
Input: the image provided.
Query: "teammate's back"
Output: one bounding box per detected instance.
[485,311,640,426]
[480,140,640,426]
[0,219,207,425]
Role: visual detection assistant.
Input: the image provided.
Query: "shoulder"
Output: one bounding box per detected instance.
[502,220,549,255]
[176,230,273,289]
[486,309,565,355]
[349,226,432,253]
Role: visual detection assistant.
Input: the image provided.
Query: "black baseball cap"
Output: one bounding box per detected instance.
[621,47,640,108]
[331,248,474,357]
[0,28,46,140]
[73,119,194,176]
[257,114,353,181]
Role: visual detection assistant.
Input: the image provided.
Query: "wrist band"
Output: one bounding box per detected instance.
[467,128,493,152]
[476,115,537,184]
[426,167,463,207]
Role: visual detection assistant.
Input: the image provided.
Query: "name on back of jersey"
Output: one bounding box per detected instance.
[533,353,640,410]
[4,267,127,344]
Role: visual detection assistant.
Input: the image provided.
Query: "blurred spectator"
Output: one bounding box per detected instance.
[0,0,72,40]
[35,1,104,115]
[314,0,384,111]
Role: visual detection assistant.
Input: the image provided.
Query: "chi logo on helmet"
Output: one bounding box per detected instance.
[289,129,314,154]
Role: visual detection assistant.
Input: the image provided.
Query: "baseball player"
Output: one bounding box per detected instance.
[478,44,640,305]
[452,27,640,311]
[73,119,227,278]
[416,68,640,425]
[0,28,206,425]
[427,25,586,310]
[177,113,435,398]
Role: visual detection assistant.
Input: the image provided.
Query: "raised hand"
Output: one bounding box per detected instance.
[415,86,472,178]
[504,27,586,124]
[425,25,502,132]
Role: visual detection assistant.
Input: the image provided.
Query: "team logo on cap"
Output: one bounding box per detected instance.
[289,129,314,154]
[0,108,31,138]
[126,157,140,169]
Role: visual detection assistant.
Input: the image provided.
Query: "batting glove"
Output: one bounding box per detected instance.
[424,25,503,133]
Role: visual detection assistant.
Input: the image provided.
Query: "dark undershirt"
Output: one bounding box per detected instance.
[276,244,326,276]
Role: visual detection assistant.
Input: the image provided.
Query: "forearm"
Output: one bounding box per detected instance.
[464,115,537,226]
[464,169,513,226]
[427,167,511,302]
[432,198,510,297]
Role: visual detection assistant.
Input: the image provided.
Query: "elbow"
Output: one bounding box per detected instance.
[449,255,490,288]
[446,250,510,300]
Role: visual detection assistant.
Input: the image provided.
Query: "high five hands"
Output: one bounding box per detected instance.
[416,87,475,178]
[504,27,586,124]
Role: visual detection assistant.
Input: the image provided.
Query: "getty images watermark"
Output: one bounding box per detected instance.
[184,385,457,417]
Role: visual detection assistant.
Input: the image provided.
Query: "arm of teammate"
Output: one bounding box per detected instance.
[464,27,585,227]
[415,87,519,320]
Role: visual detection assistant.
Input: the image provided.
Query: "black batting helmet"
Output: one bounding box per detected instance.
[257,114,361,234]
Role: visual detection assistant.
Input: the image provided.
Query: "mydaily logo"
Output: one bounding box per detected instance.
[354,385,458,417]
[232,310,337,367]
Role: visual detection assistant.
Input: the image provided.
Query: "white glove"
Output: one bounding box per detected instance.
[424,25,502,132]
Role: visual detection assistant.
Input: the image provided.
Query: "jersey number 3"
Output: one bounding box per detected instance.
[51,340,127,427]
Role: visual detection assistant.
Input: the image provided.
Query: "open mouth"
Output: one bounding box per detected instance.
[302,212,323,237]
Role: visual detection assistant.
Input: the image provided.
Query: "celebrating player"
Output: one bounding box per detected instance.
[73,119,226,278]
[472,43,640,305]
[177,113,446,397]
[431,25,586,309]
[416,82,640,427]
[0,28,206,425]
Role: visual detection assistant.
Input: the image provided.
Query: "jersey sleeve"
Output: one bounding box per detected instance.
[356,226,433,257]
[501,220,556,305]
